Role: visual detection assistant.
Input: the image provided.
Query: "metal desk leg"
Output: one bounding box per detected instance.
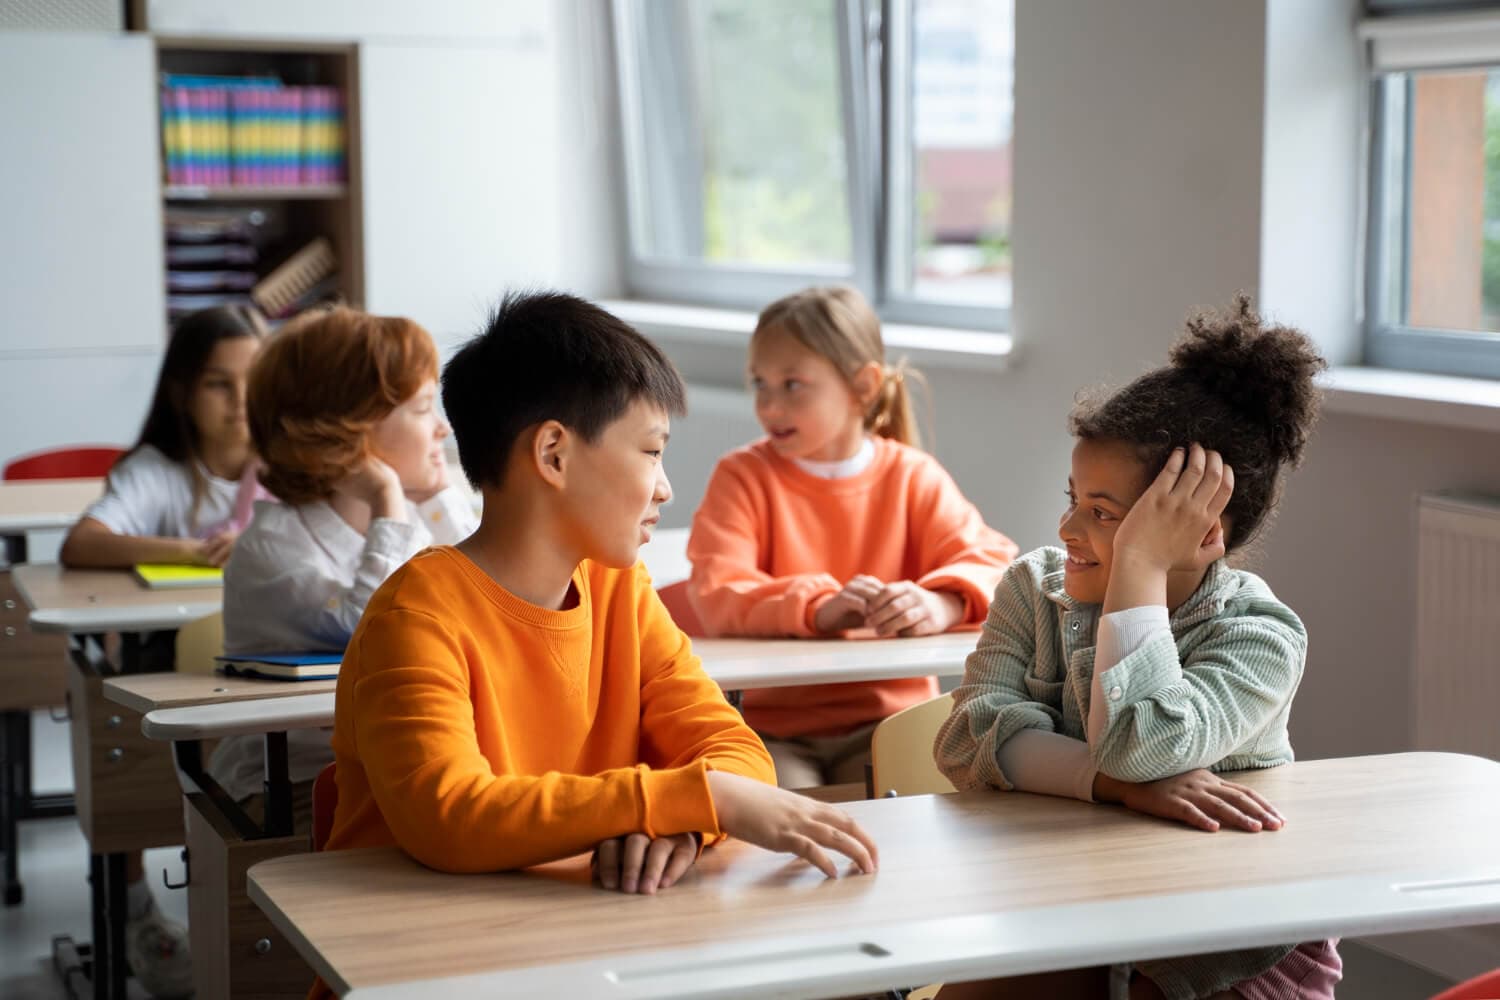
[1,710,20,905]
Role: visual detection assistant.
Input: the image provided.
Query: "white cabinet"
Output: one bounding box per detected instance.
[141,0,549,44]
[359,40,563,345]
[0,32,164,354]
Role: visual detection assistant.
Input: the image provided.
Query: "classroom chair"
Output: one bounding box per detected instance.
[656,579,705,636]
[3,445,123,481]
[1431,968,1500,1000]
[870,692,956,798]
[173,612,223,675]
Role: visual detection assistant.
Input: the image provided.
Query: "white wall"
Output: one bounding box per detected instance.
[1260,0,1364,364]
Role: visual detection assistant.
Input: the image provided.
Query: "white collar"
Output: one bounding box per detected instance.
[792,437,876,479]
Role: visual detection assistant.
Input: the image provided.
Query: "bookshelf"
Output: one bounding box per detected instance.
[153,37,364,321]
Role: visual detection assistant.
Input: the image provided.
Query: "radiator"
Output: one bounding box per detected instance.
[1414,493,1500,761]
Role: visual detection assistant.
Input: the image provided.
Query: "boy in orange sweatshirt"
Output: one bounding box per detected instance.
[322,292,877,910]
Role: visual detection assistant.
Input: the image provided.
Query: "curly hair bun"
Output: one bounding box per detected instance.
[1169,294,1326,467]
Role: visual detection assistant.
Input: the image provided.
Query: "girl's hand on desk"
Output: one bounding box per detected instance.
[593,832,699,895]
[1094,768,1284,833]
[706,771,879,877]
[814,575,883,634]
[189,530,237,567]
[864,581,963,637]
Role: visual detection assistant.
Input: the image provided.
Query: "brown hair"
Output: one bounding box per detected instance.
[1069,294,1326,552]
[249,307,439,504]
[753,285,923,449]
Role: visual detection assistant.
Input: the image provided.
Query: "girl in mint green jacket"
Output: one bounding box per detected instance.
[935,296,1338,1000]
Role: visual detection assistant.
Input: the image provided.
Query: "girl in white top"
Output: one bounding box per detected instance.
[212,308,478,807]
[62,305,268,569]
[58,304,267,1000]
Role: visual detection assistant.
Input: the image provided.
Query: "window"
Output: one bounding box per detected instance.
[1364,5,1500,377]
[612,0,1013,330]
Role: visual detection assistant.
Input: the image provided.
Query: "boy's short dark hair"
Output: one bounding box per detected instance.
[443,291,687,489]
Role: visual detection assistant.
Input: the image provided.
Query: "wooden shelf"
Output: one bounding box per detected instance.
[164,184,348,202]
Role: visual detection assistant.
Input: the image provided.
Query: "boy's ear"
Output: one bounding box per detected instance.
[531,420,570,489]
[850,361,882,409]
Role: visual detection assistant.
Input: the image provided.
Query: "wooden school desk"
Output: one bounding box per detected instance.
[107,674,333,1000]
[242,753,1500,1000]
[12,562,223,1000]
[0,478,101,907]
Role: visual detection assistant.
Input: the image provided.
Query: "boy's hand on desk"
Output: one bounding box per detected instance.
[1094,768,1284,833]
[706,771,879,877]
[593,832,699,895]
[865,581,963,637]
[814,575,883,634]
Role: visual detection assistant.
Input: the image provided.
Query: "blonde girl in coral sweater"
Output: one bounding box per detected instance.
[687,285,1017,788]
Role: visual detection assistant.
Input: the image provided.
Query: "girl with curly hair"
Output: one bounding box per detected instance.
[934,296,1338,999]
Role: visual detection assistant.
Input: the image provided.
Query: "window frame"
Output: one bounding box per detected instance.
[610,0,1010,333]
[1362,7,1500,379]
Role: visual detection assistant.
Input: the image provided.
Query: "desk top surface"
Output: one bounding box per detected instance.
[104,671,337,715]
[0,479,102,533]
[11,563,222,634]
[249,753,1500,999]
[692,632,974,688]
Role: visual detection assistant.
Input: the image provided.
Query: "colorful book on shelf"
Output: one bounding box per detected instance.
[215,651,343,681]
[133,563,224,589]
[160,73,346,190]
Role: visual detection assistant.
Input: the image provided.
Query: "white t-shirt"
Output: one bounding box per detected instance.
[83,445,241,539]
[209,486,479,801]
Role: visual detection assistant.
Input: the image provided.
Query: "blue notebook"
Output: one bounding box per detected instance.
[215,651,342,682]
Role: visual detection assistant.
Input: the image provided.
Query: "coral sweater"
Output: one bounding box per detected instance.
[687,437,1018,737]
[324,547,775,870]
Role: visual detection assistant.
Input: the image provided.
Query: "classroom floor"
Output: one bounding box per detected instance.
[0,710,1461,1000]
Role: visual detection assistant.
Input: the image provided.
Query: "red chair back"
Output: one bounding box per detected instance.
[657,580,705,637]
[1431,969,1500,1000]
[311,763,338,852]
[4,446,125,481]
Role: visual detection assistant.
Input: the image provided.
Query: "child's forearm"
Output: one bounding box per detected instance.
[60,521,196,568]
[1101,550,1169,615]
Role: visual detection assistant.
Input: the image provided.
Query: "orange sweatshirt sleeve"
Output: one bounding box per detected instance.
[908,458,1020,623]
[636,578,777,784]
[346,606,723,874]
[634,577,776,843]
[687,457,840,636]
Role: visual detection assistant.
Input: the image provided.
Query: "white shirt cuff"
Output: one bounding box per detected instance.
[995,729,1097,802]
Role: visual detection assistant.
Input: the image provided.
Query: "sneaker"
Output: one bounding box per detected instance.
[124,897,194,998]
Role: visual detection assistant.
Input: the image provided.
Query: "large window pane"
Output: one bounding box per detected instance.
[1380,68,1500,334]
[889,0,1013,309]
[618,0,852,270]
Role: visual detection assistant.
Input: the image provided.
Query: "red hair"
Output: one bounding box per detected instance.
[249,308,439,504]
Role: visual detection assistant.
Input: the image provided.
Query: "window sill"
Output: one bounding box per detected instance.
[601,300,1015,373]
[1321,366,1500,434]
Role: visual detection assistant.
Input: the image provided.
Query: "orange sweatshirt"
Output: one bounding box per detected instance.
[686,437,1018,738]
[324,546,775,871]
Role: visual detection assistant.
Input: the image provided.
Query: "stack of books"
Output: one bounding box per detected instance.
[162,206,270,319]
[215,652,343,681]
[160,73,346,189]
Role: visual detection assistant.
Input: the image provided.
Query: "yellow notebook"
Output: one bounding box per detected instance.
[133,564,224,590]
